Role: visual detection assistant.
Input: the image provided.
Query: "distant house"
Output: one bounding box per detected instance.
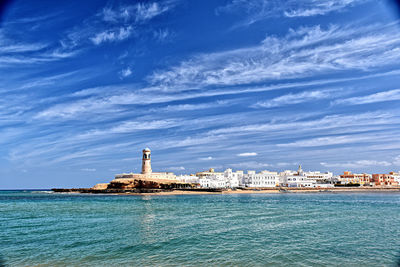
[372,174,399,186]
[339,171,371,186]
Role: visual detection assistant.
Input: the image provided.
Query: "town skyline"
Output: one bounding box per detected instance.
[76,148,400,192]
[1,0,400,189]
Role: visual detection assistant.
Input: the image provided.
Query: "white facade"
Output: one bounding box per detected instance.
[199,175,226,188]
[303,171,333,181]
[391,172,400,183]
[280,175,316,187]
[183,166,335,189]
[224,168,243,188]
[243,170,279,187]
[198,169,245,188]
[176,175,200,184]
[279,166,334,187]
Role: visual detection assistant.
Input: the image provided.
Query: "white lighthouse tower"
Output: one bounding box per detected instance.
[141,148,152,174]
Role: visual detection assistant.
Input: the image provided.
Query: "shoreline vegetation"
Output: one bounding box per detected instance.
[51,187,400,196]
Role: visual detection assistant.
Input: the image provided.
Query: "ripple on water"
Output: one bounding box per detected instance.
[1,191,400,266]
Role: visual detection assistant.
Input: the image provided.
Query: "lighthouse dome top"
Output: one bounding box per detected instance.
[143,147,151,152]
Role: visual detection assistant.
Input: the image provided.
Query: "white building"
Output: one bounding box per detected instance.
[199,175,226,188]
[390,172,400,183]
[186,165,334,189]
[224,168,243,188]
[194,168,245,188]
[303,171,333,181]
[279,165,333,188]
[243,170,279,187]
[281,175,316,187]
[176,175,200,184]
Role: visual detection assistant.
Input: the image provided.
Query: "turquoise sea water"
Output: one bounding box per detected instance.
[1,191,400,266]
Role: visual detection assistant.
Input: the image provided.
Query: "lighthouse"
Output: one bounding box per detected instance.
[112,147,176,183]
[141,148,152,174]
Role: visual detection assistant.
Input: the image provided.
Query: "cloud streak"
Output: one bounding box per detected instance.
[149,23,400,90]
[321,160,392,168]
[91,26,133,45]
[334,88,400,105]
[277,135,370,148]
[253,90,334,108]
[217,0,367,27]
[237,152,258,157]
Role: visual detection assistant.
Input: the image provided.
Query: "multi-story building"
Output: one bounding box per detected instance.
[372,174,399,186]
[224,168,243,188]
[243,170,279,187]
[303,171,333,182]
[389,172,400,183]
[281,175,317,187]
[279,165,333,187]
[195,168,243,188]
[338,171,371,186]
[199,174,226,188]
[195,168,281,188]
[176,175,200,185]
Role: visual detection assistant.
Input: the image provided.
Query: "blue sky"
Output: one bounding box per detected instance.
[1,0,400,189]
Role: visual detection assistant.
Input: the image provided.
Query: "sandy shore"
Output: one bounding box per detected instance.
[52,187,400,196]
[114,187,400,196]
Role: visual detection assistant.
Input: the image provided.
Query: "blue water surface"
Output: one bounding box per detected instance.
[1,191,400,266]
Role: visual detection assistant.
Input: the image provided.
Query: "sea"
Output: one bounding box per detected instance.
[1,190,400,267]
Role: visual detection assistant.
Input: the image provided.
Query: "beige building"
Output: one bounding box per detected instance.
[339,171,371,185]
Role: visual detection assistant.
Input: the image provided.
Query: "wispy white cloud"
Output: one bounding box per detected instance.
[0,48,79,66]
[153,28,172,42]
[209,111,397,136]
[33,67,400,121]
[18,71,80,90]
[229,161,300,170]
[199,156,213,161]
[167,166,185,171]
[283,0,365,17]
[0,43,47,53]
[253,90,333,108]
[320,160,391,168]
[237,152,258,157]
[73,119,181,140]
[101,6,129,23]
[217,0,367,27]
[150,100,232,113]
[276,162,300,167]
[33,85,240,119]
[4,12,62,25]
[135,2,173,22]
[229,161,271,169]
[101,2,174,23]
[91,26,133,45]
[64,1,176,49]
[0,31,48,53]
[12,108,399,167]
[393,155,400,166]
[277,135,369,147]
[119,67,132,78]
[152,135,228,150]
[334,88,400,105]
[148,23,400,90]
[0,28,79,67]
